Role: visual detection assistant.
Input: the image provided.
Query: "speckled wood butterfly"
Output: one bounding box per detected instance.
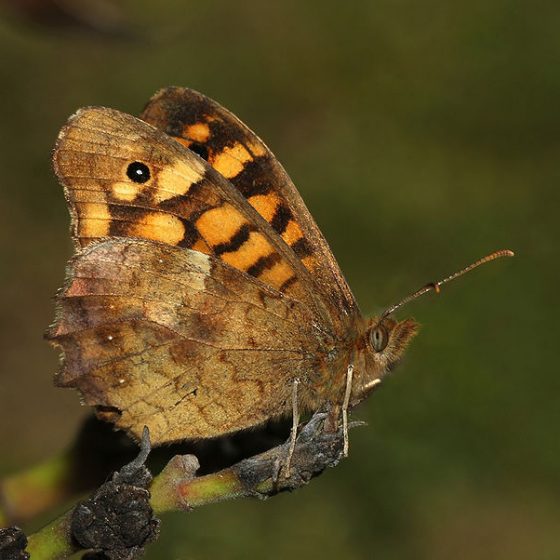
[47,87,512,450]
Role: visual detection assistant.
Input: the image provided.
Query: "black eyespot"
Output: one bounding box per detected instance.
[370,325,389,353]
[189,142,209,161]
[126,161,151,183]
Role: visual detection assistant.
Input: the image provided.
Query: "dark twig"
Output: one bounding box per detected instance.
[18,410,346,559]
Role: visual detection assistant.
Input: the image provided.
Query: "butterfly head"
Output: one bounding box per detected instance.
[350,248,514,406]
[351,316,418,404]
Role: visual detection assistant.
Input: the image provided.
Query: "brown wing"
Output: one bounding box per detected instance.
[53,106,331,320]
[47,239,338,443]
[141,87,359,325]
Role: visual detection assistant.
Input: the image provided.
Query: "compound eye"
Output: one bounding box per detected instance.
[370,325,389,353]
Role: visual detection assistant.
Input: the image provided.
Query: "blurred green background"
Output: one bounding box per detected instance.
[0,1,556,558]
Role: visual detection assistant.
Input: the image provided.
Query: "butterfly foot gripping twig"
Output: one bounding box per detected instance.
[271,409,346,490]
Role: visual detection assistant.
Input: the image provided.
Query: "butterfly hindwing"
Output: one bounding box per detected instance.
[47,239,336,443]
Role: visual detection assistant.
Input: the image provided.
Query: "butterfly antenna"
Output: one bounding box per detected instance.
[381,249,514,320]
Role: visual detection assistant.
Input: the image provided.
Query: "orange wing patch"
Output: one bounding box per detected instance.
[78,202,111,239]
[128,212,186,246]
[221,232,275,272]
[184,122,211,143]
[195,203,247,248]
[248,192,281,223]
[212,142,254,179]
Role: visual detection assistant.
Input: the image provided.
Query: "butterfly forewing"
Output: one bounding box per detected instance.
[141,87,359,326]
[54,106,329,315]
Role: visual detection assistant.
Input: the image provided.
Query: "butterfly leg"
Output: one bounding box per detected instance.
[342,364,354,457]
[284,378,300,477]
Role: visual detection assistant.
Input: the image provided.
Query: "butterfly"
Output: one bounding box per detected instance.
[48,87,511,449]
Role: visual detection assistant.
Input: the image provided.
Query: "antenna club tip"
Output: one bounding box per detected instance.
[487,249,515,261]
[491,249,515,259]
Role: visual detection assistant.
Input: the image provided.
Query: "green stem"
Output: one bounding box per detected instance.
[25,511,77,560]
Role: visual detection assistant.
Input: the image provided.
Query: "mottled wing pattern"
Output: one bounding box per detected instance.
[47,239,336,443]
[141,87,359,326]
[54,107,326,314]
